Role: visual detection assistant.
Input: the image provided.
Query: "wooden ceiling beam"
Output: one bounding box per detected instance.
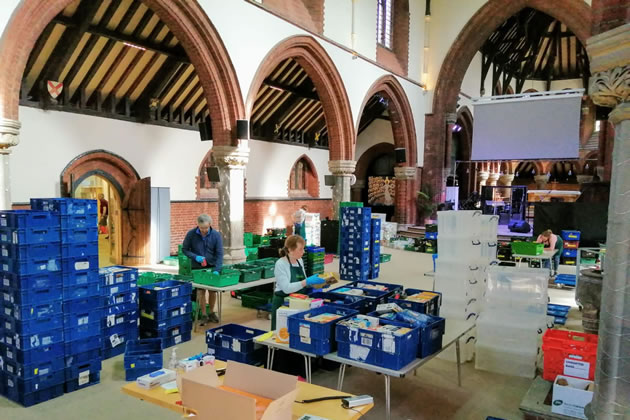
[133,58,184,120]
[263,78,319,101]
[23,21,57,85]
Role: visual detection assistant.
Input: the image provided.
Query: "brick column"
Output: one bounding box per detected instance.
[394,166,417,226]
[0,119,20,210]
[586,22,630,419]
[329,160,356,219]
[444,113,457,173]
[213,143,249,264]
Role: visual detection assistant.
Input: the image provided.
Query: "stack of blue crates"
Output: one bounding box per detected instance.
[100,266,139,359]
[0,210,65,406]
[339,206,372,281]
[369,218,381,279]
[139,280,193,348]
[123,338,163,381]
[31,198,102,393]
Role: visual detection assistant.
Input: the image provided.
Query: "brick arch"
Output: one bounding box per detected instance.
[356,75,417,167]
[246,35,355,161]
[355,143,396,184]
[288,154,320,198]
[0,0,244,146]
[424,0,592,197]
[61,150,140,198]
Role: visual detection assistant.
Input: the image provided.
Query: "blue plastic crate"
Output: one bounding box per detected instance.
[0,211,60,229]
[207,344,265,365]
[2,369,65,396]
[1,284,62,306]
[63,281,100,300]
[104,301,137,316]
[425,232,438,240]
[64,371,100,393]
[159,330,192,349]
[64,308,104,329]
[1,299,63,321]
[60,255,99,274]
[137,293,188,312]
[103,309,138,330]
[0,256,61,276]
[0,271,61,291]
[388,288,442,316]
[0,242,61,261]
[3,381,64,407]
[547,304,571,316]
[124,338,163,370]
[287,305,357,354]
[102,343,128,360]
[102,329,138,358]
[62,269,99,288]
[326,288,387,313]
[368,270,380,280]
[64,358,101,381]
[64,321,101,342]
[562,248,578,258]
[62,295,103,314]
[305,246,325,253]
[561,230,581,241]
[60,214,95,230]
[2,313,63,335]
[339,239,372,251]
[139,301,191,322]
[102,316,138,341]
[346,280,403,295]
[139,280,192,303]
[3,357,65,380]
[124,366,156,381]
[30,198,98,215]
[341,207,372,217]
[0,341,64,365]
[308,292,368,311]
[61,241,98,259]
[205,324,267,355]
[65,347,102,368]
[2,328,63,351]
[0,226,60,245]
[340,253,371,265]
[555,274,577,286]
[64,336,103,359]
[552,315,568,325]
[102,280,136,297]
[99,266,138,286]
[140,312,190,331]
[61,227,98,243]
[105,289,137,307]
[139,321,192,340]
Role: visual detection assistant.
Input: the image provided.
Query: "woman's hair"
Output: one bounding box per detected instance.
[279,234,306,257]
[542,229,553,237]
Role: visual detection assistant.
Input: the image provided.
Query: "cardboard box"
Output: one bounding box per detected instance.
[276,307,303,344]
[551,375,594,419]
[181,361,298,420]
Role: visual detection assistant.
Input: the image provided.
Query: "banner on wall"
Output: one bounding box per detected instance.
[368,177,396,206]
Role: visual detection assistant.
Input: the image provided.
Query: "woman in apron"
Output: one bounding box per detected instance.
[271,235,324,329]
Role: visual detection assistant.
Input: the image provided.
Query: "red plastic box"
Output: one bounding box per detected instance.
[542,329,598,381]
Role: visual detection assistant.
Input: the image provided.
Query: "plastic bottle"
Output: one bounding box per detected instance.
[168,347,178,370]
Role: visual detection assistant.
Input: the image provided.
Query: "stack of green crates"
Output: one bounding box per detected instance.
[305,247,325,276]
[244,232,254,247]
[250,257,276,278]
[245,246,259,261]
[241,291,272,309]
[138,271,173,286]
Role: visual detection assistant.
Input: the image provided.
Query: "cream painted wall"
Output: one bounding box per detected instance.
[355,119,395,163]
[353,0,378,60]
[408,0,426,82]
[245,139,332,199]
[323,0,353,49]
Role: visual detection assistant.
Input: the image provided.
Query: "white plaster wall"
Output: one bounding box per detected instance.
[245,139,332,199]
[354,0,378,60]
[355,119,395,162]
[408,0,426,82]
[323,0,352,49]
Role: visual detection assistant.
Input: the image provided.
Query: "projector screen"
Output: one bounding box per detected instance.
[471,91,582,161]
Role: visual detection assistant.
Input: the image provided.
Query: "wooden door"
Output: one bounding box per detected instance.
[122,177,151,265]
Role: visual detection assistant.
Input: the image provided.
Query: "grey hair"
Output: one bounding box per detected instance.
[197,214,212,225]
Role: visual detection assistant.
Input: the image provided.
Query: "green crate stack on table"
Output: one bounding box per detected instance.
[305,246,325,276]
[243,232,260,262]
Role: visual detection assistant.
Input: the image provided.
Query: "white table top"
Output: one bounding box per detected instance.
[513,249,558,260]
[258,337,319,358]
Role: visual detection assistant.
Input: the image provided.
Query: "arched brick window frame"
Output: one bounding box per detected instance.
[288,155,320,198]
[196,149,219,200]
[375,0,410,76]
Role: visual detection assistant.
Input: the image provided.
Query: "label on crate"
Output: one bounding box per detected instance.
[110,333,123,348]
[2,264,7,272]
[78,315,89,326]
[171,327,180,337]
[3,277,9,286]
[7,364,13,373]
[39,367,49,376]
[79,370,90,386]
[12,231,18,244]
[299,324,311,339]
[6,349,13,360]
[75,261,90,271]
[171,289,179,298]
[4,320,10,330]
[174,335,182,345]
[564,358,590,379]
[232,339,241,353]
[300,336,311,344]
[0,234,7,242]
[360,333,373,347]
[1,248,7,257]
[42,336,53,346]
[0,219,6,227]
[3,292,9,302]
[111,286,119,294]
[107,315,116,328]
[382,335,396,354]
[7,378,13,388]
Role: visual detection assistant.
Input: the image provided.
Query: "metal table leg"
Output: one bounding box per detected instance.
[270,348,275,369]
[456,338,462,387]
[303,356,311,383]
[217,291,222,324]
[384,375,391,420]
[337,364,346,390]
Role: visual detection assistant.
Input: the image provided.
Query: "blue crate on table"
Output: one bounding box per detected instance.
[346,280,403,296]
[0,256,61,276]
[1,369,65,396]
[0,242,61,261]
[61,241,98,259]
[305,246,325,253]
[1,284,62,305]
[288,334,334,356]
[562,248,578,258]
[139,280,192,303]
[2,380,64,407]
[64,336,102,359]
[62,295,103,314]
[61,227,98,244]
[547,304,571,316]
[105,289,137,307]
[0,341,63,365]
[327,287,388,313]
[140,312,190,331]
[308,292,368,311]
[159,330,192,349]
[555,274,576,287]
[102,309,138,330]
[60,214,95,230]
[2,313,63,335]
[0,226,60,245]
[552,315,568,325]
[206,323,267,355]
[62,269,99,288]
[561,230,581,241]
[341,206,372,218]
[30,198,98,215]
[336,320,420,370]
[287,305,358,355]
[63,281,100,300]
[3,356,65,380]
[139,301,191,323]
[339,239,371,251]
[60,255,99,274]
[2,328,63,351]
[339,272,370,284]
[207,341,265,366]
[1,299,63,321]
[100,265,138,286]
[388,288,442,316]
[102,280,136,297]
[0,211,60,229]
[1,271,61,291]
[124,338,162,370]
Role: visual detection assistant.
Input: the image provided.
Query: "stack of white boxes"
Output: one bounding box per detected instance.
[434,210,498,362]
[475,265,548,378]
[304,212,321,247]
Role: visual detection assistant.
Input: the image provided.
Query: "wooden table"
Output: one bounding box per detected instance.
[121,361,372,420]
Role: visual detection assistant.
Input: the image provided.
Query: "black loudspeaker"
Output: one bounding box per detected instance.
[324,175,335,186]
[206,167,221,183]
[198,117,212,141]
[394,148,406,163]
[237,119,249,139]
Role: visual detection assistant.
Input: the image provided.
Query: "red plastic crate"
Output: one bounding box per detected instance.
[563,241,579,249]
[542,329,598,381]
[324,254,334,264]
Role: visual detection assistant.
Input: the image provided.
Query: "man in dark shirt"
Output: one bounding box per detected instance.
[98,193,109,236]
[182,214,224,324]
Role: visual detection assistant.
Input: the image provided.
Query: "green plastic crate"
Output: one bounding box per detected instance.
[258,236,270,245]
[250,259,276,278]
[178,256,192,275]
[511,241,544,256]
[192,269,240,287]
[340,202,363,207]
[244,232,254,247]
[233,263,263,283]
[162,256,179,266]
[245,247,259,261]
[380,254,392,263]
[241,291,273,309]
[138,272,173,286]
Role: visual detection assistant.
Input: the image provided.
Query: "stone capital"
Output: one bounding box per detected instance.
[394,166,417,180]
[445,113,457,124]
[328,160,356,175]
[499,174,515,186]
[589,66,630,109]
[609,102,630,126]
[213,143,249,169]
[0,118,21,151]
[576,174,594,184]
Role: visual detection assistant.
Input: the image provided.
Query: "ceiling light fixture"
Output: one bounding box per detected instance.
[268,85,284,92]
[124,42,146,51]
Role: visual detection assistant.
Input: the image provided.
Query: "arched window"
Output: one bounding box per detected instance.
[288,156,319,198]
[197,153,218,200]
